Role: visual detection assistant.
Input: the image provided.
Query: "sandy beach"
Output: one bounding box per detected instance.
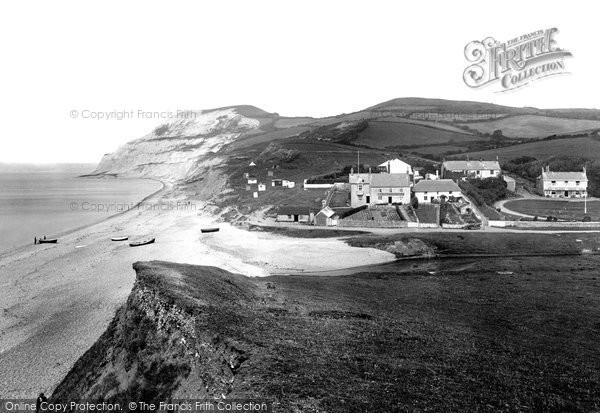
[0,186,395,398]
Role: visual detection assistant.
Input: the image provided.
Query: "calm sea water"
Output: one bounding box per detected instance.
[0,168,163,253]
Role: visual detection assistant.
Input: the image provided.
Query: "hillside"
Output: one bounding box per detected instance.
[454,136,600,162]
[89,99,600,209]
[51,233,600,411]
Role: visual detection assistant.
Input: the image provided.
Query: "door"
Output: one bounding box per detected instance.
[294,215,299,222]
[564,191,569,197]
[366,195,370,204]
[388,196,393,204]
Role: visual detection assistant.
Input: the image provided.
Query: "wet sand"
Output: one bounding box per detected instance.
[0,187,394,397]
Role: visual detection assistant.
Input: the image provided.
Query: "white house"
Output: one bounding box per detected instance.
[413,179,462,203]
[536,166,588,198]
[349,171,411,207]
[378,159,413,175]
[248,176,258,184]
[258,183,266,191]
[441,160,501,179]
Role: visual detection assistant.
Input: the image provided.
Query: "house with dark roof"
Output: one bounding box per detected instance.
[348,171,411,207]
[413,179,462,203]
[276,206,315,223]
[536,166,587,198]
[442,160,501,179]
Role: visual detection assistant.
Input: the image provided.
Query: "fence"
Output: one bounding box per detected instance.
[338,220,408,228]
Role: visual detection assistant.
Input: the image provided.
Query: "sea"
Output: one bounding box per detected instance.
[0,164,163,254]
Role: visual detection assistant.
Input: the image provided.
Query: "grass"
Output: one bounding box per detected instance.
[459,115,600,138]
[456,136,600,162]
[53,247,600,411]
[353,120,481,148]
[504,199,600,221]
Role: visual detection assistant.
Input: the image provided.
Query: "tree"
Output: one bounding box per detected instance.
[492,129,504,140]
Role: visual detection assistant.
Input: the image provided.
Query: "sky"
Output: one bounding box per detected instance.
[0,0,598,163]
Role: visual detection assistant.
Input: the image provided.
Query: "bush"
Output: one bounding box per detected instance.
[458,177,507,207]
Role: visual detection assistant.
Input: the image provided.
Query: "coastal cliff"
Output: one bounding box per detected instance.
[92,106,277,181]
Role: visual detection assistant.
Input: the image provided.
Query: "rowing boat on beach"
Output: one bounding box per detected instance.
[111,236,129,241]
[129,238,155,247]
[201,228,219,233]
[38,238,58,244]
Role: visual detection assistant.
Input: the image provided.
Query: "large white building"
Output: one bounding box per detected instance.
[378,159,413,175]
[413,179,462,203]
[349,171,411,207]
[441,160,501,179]
[536,166,588,198]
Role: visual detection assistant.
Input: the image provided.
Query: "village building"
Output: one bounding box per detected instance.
[378,159,413,174]
[276,206,315,223]
[441,160,501,179]
[503,175,516,192]
[425,172,439,180]
[314,206,338,226]
[247,176,258,184]
[413,179,462,203]
[536,166,588,198]
[349,171,411,207]
[258,183,266,191]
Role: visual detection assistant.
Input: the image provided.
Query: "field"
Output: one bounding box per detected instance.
[459,115,600,138]
[353,120,481,148]
[455,136,600,162]
[408,144,466,155]
[504,199,600,221]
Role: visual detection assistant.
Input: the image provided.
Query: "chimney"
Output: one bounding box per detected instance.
[388,161,391,174]
[436,169,439,177]
[350,167,354,175]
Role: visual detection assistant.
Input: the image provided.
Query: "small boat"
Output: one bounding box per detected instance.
[111,236,129,241]
[38,238,58,244]
[201,228,220,233]
[129,238,155,247]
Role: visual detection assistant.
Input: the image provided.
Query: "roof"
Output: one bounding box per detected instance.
[316,206,336,218]
[502,176,516,183]
[413,179,461,193]
[443,160,500,171]
[540,171,587,181]
[349,173,410,187]
[277,206,313,215]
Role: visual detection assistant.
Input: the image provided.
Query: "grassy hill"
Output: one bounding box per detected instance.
[459,115,600,138]
[453,136,600,162]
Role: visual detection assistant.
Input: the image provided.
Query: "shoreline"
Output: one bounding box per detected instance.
[0,176,167,260]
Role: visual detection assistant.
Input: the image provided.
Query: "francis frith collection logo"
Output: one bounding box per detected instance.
[463,28,572,92]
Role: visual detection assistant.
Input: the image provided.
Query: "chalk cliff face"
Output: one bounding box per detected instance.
[92,107,266,181]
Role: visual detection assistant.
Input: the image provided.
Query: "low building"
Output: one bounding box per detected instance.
[258,183,266,191]
[442,160,501,179]
[413,179,462,203]
[425,172,439,180]
[503,175,516,192]
[536,166,587,198]
[248,176,258,184]
[314,206,338,226]
[276,206,314,223]
[349,171,411,207]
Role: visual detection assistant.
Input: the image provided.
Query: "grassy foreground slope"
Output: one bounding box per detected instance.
[51,232,600,412]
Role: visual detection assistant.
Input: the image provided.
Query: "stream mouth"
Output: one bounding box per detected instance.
[279,253,593,277]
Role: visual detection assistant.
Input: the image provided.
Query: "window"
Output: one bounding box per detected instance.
[423,196,428,201]
[576,181,580,185]
[551,181,556,184]
[358,184,363,191]
[564,181,568,184]
[377,194,382,200]
[449,191,453,194]
[378,188,382,192]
